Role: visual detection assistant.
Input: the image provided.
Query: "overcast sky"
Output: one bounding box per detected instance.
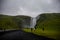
[0,0,60,17]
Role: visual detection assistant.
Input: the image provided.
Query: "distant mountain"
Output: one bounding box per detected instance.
[0,14,31,30]
[36,13,60,31]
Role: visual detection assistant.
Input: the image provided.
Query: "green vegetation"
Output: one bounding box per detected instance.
[0,13,60,40]
[36,13,60,30]
[0,14,31,30]
[23,13,60,40]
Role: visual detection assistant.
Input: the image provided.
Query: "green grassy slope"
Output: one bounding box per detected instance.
[0,14,31,30]
[36,13,60,31]
[23,13,60,40]
[35,13,60,40]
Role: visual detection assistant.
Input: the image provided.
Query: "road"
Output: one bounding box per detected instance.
[0,30,55,40]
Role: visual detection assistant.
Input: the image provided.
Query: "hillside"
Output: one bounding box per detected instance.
[0,14,31,30]
[0,13,60,40]
[36,13,60,31]
[35,13,60,40]
[23,13,60,40]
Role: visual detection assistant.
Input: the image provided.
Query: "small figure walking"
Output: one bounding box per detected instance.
[42,28,44,31]
[31,28,35,32]
[31,28,33,32]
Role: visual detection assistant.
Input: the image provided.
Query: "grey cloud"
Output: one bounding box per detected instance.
[0,0,60,17]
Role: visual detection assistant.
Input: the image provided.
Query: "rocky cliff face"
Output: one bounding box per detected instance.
[1,13,60,30]
[0,14,40,29]
[0,14,31,29]
[35,13,60,30]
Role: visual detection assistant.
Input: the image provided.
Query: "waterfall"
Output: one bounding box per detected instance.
[30,15,40,28]
[30,17,36,28]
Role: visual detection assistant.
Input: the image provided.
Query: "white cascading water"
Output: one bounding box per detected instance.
[30,15,40,28]
[30,17,36,28]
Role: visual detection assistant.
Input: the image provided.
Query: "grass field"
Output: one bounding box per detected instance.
[23,28,60,40]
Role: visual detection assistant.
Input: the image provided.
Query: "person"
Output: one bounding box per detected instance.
[31,28,35,32]
[42,27,44,31]
[31,28,33,32]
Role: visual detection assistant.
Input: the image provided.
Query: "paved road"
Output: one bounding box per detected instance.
[0,30,55,40]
